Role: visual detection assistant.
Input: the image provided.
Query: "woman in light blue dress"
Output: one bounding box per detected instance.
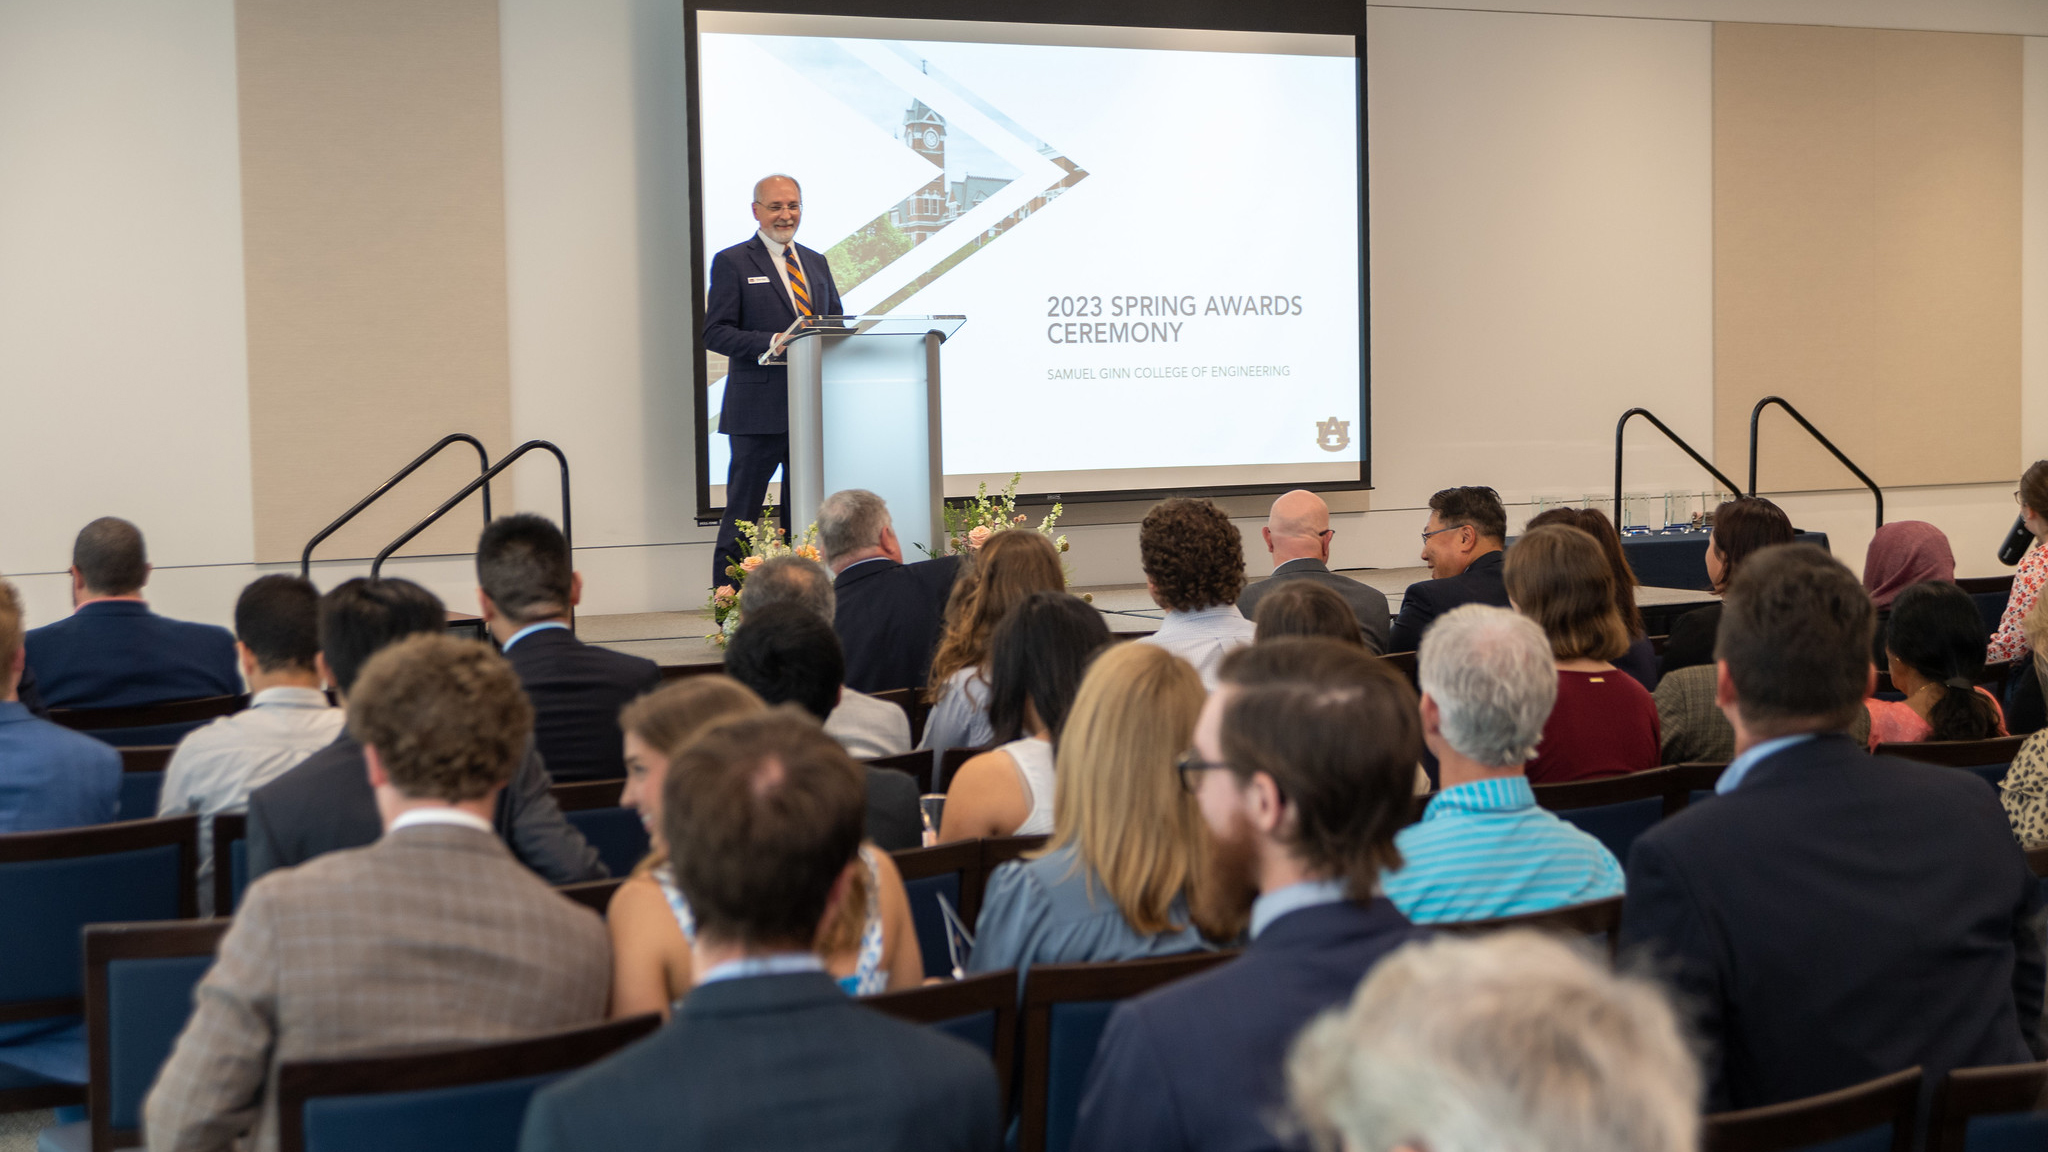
[968,643,1240,976]
[921,530,1067,752]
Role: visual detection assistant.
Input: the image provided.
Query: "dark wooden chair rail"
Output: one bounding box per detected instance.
[867,749,937,796]
[1533,763,1726,818]
[49,695,249,732]
[868,970,1020,1108]
[275,1014,661,1152]
[118,746,176,774]
[211,812,246,917]
[1702,1065,1920,1152]
[548,779,627,812]
[1437,895,1624,955]
[1926,1060,2048,1152]
[557,878,624,915]
[84,919,232,1152]
[1875,734,2030,769]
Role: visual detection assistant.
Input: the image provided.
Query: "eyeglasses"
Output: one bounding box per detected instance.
[1175,751,1231,794]
[1420,525,1464,543]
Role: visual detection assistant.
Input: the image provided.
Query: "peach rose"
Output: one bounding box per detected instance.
[740,555,764,572]
[795,544,821,562]
[713,585,737,605]
[967,525,993,549]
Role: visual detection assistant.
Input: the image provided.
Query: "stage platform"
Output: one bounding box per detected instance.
[580,566,1717,670]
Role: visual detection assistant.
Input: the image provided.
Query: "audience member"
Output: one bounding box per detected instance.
[520,715,1000,1152]
[1235,490,1389,653]
[1137,497,1254,688]
[0,578,119,1090]
[1380,605,1622,923]
[477,514,660,781]
[608,679,922,1015]
[1286,931,1700,1152]
[1388,489,1510,653]
[820,489,962,693]
[1251,580,1365,647]
[0,577,119,834]
[157,575,344,915]
[923,529,1066,750]
[245,578,603,885]
[970,644,1234,977]
[723,604,923,849]
[1659,496,1793,676]
[1071,639,1427,1152]
[1863,520,1956,666]
[23,518,240,724]
[1656,662,1872,766]
[1989,459,2048,663]
[1526,506,1656,689]
[741,554,910,757]
[939,592,1109,840]
[2002,597,2048,845]
[1620,544,2044,1112]
[1866,580,2004,748]
[1503,524,1660,784]
[146,635,611,1152]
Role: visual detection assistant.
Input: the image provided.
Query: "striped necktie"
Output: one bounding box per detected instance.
[784,246,813,317]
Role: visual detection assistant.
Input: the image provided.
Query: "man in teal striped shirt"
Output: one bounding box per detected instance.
[1381,605,1622,924]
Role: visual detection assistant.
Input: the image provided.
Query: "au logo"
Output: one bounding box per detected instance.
[1315,417,1351,453]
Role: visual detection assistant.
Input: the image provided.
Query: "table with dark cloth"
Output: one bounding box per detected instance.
[1618,530,1831,592]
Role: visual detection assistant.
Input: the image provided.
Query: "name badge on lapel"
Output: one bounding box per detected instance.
[747,276,771,284]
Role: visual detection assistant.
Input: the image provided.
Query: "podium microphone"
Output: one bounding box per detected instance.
[1999,515,2032,566]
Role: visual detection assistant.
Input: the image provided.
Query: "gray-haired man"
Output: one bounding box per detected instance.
[818,490,961,694]
[744,555,910,758]
[1378,603,1621,923]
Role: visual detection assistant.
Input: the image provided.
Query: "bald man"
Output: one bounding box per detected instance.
[704,174,845,588]
[1235,491,1390,653]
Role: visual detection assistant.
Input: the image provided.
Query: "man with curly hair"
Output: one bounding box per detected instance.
[1137,498,1255,689]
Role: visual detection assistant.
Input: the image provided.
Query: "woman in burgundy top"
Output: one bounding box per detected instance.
[1504,524,1662,785]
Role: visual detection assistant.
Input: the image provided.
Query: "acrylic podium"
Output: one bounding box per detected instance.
[773,315,965,552]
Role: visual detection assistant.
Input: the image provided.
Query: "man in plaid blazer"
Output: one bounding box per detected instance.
[144,635,612,1152]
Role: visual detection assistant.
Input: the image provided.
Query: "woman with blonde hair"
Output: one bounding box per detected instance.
[606,676,923,1017]
[921,529,1066,750]
[1503,524,1660,785]
[967,643,1237,975]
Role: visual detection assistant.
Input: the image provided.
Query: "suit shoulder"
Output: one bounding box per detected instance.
[711,239,759,266]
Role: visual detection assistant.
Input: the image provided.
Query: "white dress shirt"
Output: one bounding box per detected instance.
[157,686,345,914]
[1139,604,1258,690]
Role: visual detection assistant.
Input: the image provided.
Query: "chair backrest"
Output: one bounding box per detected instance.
[1020,951,1238,1152]
[891,840,983,980]
[1958,575,2014,641]
[868,970,1019,1107]
[1703,1066,1921,1152]
[0,816,198,1021]
[1533,766,1697,861]
[276,1014,662,1152]
[555,878,623,916]
[83,919,231,1151]
[548,782,647,877]
[1927,1060,2048,1152]
[546,780,624,811]
[2028,846,2048,879]
[211,812,248,916]
[117,745,176,822]
[1875,736,2030,790]
[937,746,986,794]
[866,749,937,795]
[48,695,249,733]
[1437,896,1624,958]
[1381,649,1418,687]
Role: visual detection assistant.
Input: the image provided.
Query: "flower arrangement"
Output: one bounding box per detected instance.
[938,474,1067,557]
[704,510,820,646]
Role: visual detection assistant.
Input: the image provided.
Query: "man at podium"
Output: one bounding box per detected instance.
[704,174,845,588]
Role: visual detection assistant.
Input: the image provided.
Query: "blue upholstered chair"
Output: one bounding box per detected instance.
[1877,736,2030,792]
[1532,766,1702,863]
[115,747,174,823]
[37,919,231,1152]
[275,1015,660,1152]
[0,816,198,1113]
[1018,951,1236,1152]
[1702,1066,1920,1152]
[547,781,650,879]
[1927,1061,2048,1152]
[891,841,982,980]
[869,969,1018,1107]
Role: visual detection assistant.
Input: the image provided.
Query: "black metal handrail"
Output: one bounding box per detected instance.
[301,434,492,577]
[371,440,570,578]
[1747,396,1882,529]
[1613,408,1743,526]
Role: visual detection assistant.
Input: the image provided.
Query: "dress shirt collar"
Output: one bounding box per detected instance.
[698,952,826,987]
[0,701,31,725]
[1717,732,1819,794]
[1250,877,1348,939]
[1422,774,1535,820]
[502,621,570,653]
[835,555,893,581]
[757,230,799,264]
[389,807,497,836]
[1161,603,1250,629]
[1272,557,1330,575]
[247,686,333,710]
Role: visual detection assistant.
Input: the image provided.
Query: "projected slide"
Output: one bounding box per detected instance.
[696,13,1362,501]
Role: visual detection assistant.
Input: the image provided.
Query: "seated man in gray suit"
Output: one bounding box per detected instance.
[147,634,612,1152]
[520,713,1000,1152]
[1236,490,1390,653]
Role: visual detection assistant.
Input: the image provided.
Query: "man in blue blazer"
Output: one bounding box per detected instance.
[1386,486,1510,653]
[0,579,118,835]
[704,174,844,589]
[24,517,239,717]
[819,489,961,693]
[519,714,999,1152]
[1072,639,1428,1152]
[1620,544,2044,1113]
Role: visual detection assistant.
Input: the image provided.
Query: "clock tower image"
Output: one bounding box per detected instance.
[898,98,949,245]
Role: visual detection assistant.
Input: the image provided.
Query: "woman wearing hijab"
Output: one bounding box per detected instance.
[1863,521,1956,667]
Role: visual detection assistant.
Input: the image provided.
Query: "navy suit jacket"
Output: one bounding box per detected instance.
[1072,898,1426,1152]
[704,235,844,435]
[245,732,606,886]
[1386,550,1509,653]
[502,627,661,782]
[833,555,963,694]
[519,971,1001,1152]
[1620,734,2045,1111]
[24,600,239,709]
